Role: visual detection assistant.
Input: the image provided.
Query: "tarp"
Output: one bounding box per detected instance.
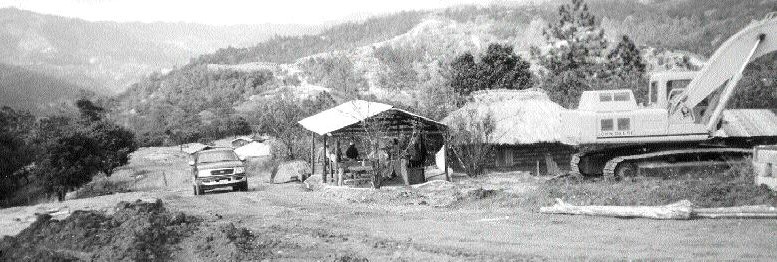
[435,147,446,171]
[297,100,394,136]
[235,141,272,157]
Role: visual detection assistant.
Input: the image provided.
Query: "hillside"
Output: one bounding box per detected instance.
[112,0,777,144]
[0,63,83,114]
[0,7,322,96]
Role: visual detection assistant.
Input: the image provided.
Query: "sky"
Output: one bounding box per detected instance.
[0,0,532,25]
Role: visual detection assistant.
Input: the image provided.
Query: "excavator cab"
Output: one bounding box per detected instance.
[646,71,697,109]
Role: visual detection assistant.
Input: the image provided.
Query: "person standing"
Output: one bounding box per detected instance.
[345,142,359,160]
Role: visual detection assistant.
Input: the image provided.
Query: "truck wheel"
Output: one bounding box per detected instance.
[193,186,197,195]
[240,181,249,191]
[196,185,205,195]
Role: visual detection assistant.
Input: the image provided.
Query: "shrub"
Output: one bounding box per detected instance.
[446,109,497,177]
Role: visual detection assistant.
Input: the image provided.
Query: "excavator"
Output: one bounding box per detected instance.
[561,12,777,179]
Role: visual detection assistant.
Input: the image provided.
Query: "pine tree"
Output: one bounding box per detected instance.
[608,35,646,76]
[450,53,479,95]
[535,0,609,75]
[480,44,533,91]
[532,0,652,108]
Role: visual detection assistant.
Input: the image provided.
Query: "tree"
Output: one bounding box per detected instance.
[0,107,36,203]
[249,92,335,160]
[479,44,533,91]
[450,43,533,96]
[76,98,105,122]
[532,0,651,108]
[608,35,646,77]
[37,132,102,201]
[415,62,462,121]
[30,98,138,201]
[729,53,777,109]
[0,107,35,202]
[450,53,479,95]
[87,121,137,176]
[33,119,137,201]
[534,0,608,75]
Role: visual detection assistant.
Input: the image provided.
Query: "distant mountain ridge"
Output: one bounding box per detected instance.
[0,7,323,96]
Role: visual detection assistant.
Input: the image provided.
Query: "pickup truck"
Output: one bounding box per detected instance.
[189,148,248,195]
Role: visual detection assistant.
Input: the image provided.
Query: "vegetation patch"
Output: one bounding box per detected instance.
[530,163,777,208]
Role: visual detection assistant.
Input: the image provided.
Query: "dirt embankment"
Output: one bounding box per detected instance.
[0,200,281,261]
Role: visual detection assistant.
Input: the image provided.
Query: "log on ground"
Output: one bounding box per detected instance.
[694,205,777,219]
[540,198,693,220]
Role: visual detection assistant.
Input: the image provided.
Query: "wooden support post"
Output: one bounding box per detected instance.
[536,160,540,176]
[310,133,316,178]
[323,135,328,183]
[337,167,344,186]
[334,139,341,184]
[401,159,410,186]
[443,132,450,182]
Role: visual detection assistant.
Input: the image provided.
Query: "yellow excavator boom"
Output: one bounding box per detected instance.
[668,12,777,132]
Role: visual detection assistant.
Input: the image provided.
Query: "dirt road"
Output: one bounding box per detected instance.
[2,147,777,260]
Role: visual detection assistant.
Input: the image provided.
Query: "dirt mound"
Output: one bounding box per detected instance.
[0,199,199,261]
[187,223,279,261]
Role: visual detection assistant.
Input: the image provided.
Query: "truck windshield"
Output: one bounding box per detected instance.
[197,151,239,163]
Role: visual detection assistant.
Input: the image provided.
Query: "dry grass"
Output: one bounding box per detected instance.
[440,161,777,211]
[525,162,777,208]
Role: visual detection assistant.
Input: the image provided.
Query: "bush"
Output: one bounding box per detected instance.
[446,109,497,177]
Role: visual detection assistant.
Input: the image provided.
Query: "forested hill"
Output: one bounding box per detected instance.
[112,0,777,146]
[189,0,777,66]
[0,63,83,114]
[191,11,430,65]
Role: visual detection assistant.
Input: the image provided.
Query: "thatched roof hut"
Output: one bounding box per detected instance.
[443,88,574,145]
[442,88,575,172]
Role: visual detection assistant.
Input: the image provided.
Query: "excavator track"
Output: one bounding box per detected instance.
[601,148,752,180]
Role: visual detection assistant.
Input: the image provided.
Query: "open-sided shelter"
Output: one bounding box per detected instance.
[298,100,449,186]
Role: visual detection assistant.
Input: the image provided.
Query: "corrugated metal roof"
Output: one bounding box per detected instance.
[297,100,394,136]
[720,109,777,137]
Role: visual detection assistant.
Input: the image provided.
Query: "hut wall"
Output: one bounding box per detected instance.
[489,143,575,173]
